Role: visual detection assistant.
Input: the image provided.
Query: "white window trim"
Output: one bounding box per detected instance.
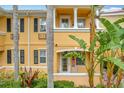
[18,17,24,33]
[77,17,86,28]
[39,17,46,32]
[39,49,47,64]
[60,15,71,28]
[60,53,71,73]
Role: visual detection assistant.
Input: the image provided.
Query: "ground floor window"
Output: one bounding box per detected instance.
[7,50,11,64]
[20,50,24,64]
[34,50,38,64]
[76,58,85,65]
[40,49,46,63]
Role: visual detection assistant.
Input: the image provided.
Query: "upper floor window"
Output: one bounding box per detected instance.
[60,16,70,28]
[40,18,46,32]
[20,18,24,32]
[7,50,11,64]
[40,49,46,63]
[7,18,11,32]
[34,18,38,32]
[20,50,24,64]
[77,18,85,28]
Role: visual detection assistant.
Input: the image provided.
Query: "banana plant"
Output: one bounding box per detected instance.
[69,34,97,87]
[97,17,124,87]
[63,51,84,67]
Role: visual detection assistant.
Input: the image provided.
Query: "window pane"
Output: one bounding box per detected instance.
[34,50,38,64]
[20,18,24,32]
[40,50,46,57]
[62,58,68,71]
[7,50,11,64]
[40,18,46,32]
[34,18,38,32]
[77,19,85,28]
[61,18,69,28]
[20,50,24,64]
[76,58,84,65]
[7,18,11,32]
[40,57,46,63]
[40,49,46,63]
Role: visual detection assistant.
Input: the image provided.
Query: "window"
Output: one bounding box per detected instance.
[40,18,46,32]
[60,17,70,28]
[20,18,24,32]
[40,49,46,63]
[77,18,85,28]
[7,50,11,64]
[34,18,38,32]
[7,18,11,32]
[20,50,24,64]
[34,50,38,64]
[76,58,85,65]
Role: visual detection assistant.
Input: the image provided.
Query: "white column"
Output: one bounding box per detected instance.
[95,9,100,29]
[74,8,78,29]
[53,8,56,29]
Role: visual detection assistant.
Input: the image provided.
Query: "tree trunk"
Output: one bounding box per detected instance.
[89,5,96,88]
[13,5,19,80]
[46,5,54,88]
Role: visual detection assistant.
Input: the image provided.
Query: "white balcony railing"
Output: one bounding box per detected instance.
[53,28,103,32]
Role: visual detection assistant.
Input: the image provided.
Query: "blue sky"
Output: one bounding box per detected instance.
[0,5,124,10]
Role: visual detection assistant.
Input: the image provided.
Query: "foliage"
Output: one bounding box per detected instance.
[96,84,105,88]
[0,78,21,88]
[19,67,39,88]
[54,80,75,88]
[32,78,47,88]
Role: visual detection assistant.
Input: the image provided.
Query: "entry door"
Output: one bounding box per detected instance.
[60,56,70,73]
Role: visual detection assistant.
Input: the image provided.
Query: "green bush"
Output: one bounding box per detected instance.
[96,84,105,88]
[54,80,75,88]
[32,78,47,88]
[0,79,21,88]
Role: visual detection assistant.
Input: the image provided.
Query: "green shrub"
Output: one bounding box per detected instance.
[0,79,21,88]
[54,80,74,88]
[96,84,105,88]
[32,78,47,88]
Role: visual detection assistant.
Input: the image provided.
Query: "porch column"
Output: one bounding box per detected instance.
[95,9,100,29]
[53,8,56,29]
[74,8,78,29]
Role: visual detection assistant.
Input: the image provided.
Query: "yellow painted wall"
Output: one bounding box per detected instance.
[0,8,100,74]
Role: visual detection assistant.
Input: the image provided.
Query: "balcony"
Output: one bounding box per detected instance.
[53,6,101,30]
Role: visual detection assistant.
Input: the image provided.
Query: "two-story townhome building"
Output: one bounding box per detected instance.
[0,5,123,86]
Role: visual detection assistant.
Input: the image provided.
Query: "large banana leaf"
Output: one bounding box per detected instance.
[100,18,121,43]
[69,35,87,50]
[114,18,124,29]
[103,57,124,70]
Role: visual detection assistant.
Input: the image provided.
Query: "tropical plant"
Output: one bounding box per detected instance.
[19,67,39,88]
[96,17,124,87]
[46,5,54,88]
[64,51,84,67]
[69,34,97,88]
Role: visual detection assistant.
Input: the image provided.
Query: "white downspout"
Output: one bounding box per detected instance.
[27,13,30,68]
